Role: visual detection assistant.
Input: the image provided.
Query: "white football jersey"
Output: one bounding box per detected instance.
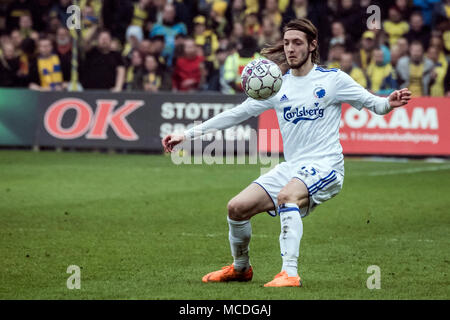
[184,64,391,176]
[240,65,391,175]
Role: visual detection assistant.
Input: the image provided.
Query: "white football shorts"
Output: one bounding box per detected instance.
[253,161,344,218]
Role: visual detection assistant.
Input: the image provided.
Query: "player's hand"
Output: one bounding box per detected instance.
[162,134,186,153]
[388,88,412,108]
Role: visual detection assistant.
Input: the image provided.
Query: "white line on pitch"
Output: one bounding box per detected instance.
[181,232,270,238]
[355,165,450,176]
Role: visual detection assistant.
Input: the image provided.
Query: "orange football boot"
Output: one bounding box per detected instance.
[263,271,302,287]
[202,264,253,283]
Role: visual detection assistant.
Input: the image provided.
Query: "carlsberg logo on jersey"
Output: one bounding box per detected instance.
[283,103,324,124]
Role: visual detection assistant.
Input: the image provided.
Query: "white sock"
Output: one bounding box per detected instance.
[227,216,251,272]
[278,203,303,277]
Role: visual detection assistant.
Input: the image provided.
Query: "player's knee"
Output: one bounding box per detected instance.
[227,199,249,220]
[277,191,297,206]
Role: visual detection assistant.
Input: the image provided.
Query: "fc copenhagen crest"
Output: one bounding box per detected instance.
[313,87,326,99]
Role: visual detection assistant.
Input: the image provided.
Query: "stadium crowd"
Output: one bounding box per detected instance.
[0,0,449,96]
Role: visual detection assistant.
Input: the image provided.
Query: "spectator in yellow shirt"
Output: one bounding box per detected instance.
[340,52,367,88]
[143,54,162,92]
[262,0,283,29]
[228,0,246,26]
[123,25,144,63]
[427,46,448,96]
[390,44,404,69]
[258,17,281,48]
[357,30,376,72]
[80,0,102,19]
[246,0,259,12]
[366,48,398,95]
[18,14,37,40]
[125,50,144,91]
[429,35,448,71]
[243,8,261,37]
[396,37,409,58]
[326,43,345,69]
[223,36,260,93]
[383,6,409,48]
[282,0,312,26]
[210,1,229,39]
[193,15,219,65]
[130,0,151,28]
[396,41,434,96]
[28,37,64,91]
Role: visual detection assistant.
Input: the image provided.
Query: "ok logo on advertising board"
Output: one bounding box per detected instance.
[44,98,144,141]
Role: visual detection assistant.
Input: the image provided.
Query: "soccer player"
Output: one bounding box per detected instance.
[162,18,411,287]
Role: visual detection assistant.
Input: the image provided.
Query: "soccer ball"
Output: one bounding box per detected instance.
[241,58,283,100]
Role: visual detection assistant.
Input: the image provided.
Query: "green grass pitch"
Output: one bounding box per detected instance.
[0,150,449,299]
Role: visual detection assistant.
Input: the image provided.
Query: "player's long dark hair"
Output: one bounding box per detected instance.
[261,18,320,74]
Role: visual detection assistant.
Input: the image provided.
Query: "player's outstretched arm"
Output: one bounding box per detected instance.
[387,88,412,108]
[161,97,273,153]
[161,104,251,153]
[161,105,250,153]
[335,71,412,115]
